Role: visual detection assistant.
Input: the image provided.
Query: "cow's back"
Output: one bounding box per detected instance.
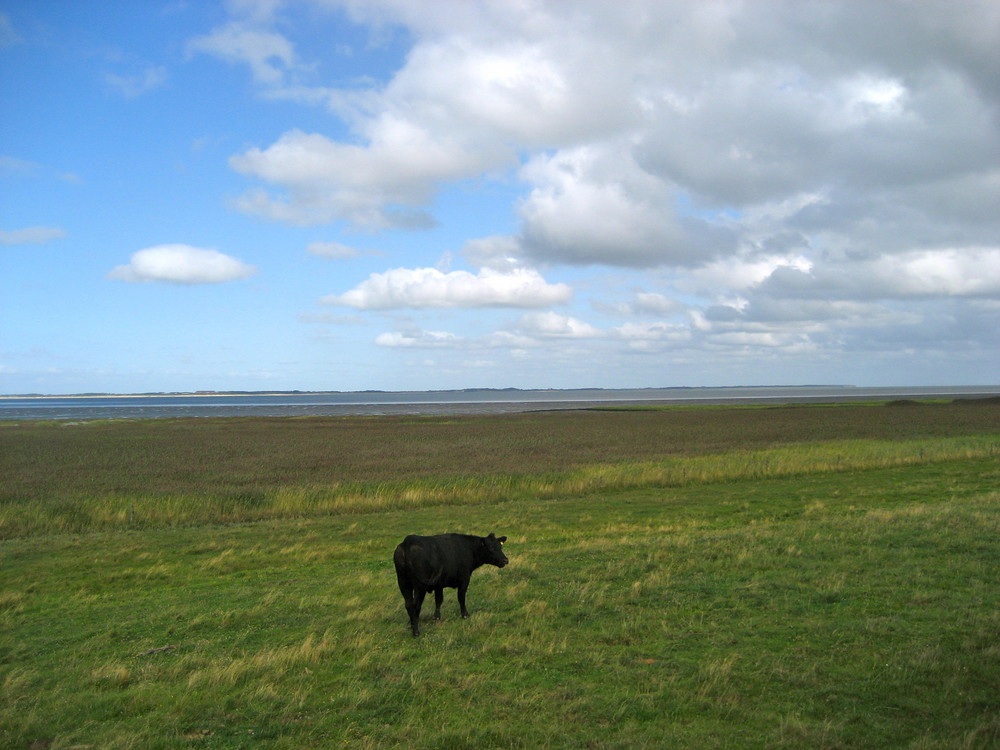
[395,533,475,588]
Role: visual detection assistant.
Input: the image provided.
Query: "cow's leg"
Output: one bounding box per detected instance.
[405,594,420,637]
[400,586,421,637]
[410,588,427,637]
[433,588,444,620]
[457,578,471,619]
[396,567,419,636]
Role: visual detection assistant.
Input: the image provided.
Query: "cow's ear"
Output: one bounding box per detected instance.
[498,536,507,544]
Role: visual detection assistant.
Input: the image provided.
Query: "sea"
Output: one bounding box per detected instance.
[1,385,998,421]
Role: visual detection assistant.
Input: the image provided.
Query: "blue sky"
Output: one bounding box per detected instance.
[2,0,999,394]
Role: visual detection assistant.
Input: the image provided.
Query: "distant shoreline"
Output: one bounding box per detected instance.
[0,385,859,400]
[3,385,998,421]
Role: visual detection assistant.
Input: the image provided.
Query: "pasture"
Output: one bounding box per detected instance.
[1,401,998,748]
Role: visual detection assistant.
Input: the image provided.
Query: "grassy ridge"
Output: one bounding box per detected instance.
[1,402,999,748]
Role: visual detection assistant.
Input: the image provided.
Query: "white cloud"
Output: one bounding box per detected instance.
[513,311,602,339]
[706,330,817,352]
[375,330,463,348]
[868,248,1000,298]
[691,254,814,293]
[379,33,638,148]
[230,126,491,227]
[322,266,572,310]
[517,145,706,267]
[188,22,298,85]
[760,247,1000,300]
[1,227,67,246]
[373,326,540,351]
[107,244,256,285]
[370,316,605,353]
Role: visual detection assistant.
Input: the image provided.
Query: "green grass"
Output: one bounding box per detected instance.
[1,401,999,748]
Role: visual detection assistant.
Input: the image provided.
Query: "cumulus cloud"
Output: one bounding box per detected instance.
[107,244,256,284]
[229,127,491,227]
[375,329,463,348]
[513,311,603,339]
[689,254,814,294]
[1,226,66,245]
[759,247,1000,301]
[516,145,734,267]
[373,30,638,148]
[322,267,572,309]
[877,248,1000,297]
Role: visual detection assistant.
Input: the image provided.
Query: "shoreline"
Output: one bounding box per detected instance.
[1,385,999,422]
[0,385,858,400]
[4,384,999,401]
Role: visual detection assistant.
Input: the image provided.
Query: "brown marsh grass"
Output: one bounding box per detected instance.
[1,400,998,537]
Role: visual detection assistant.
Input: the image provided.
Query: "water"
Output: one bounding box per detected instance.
[1,385,997,421]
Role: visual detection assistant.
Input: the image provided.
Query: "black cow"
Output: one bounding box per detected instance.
[393,532,508,636]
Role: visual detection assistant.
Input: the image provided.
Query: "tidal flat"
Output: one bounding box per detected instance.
[1,401,998,748]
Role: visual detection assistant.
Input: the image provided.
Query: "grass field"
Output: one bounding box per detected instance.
[1,400,999,748]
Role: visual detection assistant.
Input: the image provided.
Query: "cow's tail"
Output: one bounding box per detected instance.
[393,542,406,570]
[393,543,410,594]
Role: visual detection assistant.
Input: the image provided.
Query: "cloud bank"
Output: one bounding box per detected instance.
[203,0,1000,383]
[221,1,999,257]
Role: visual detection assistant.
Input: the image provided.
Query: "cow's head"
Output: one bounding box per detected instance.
[484,533,508,568]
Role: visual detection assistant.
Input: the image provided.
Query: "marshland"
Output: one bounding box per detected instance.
[1,399,998,748]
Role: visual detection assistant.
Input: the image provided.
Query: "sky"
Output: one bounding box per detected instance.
[2,0,999,395]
